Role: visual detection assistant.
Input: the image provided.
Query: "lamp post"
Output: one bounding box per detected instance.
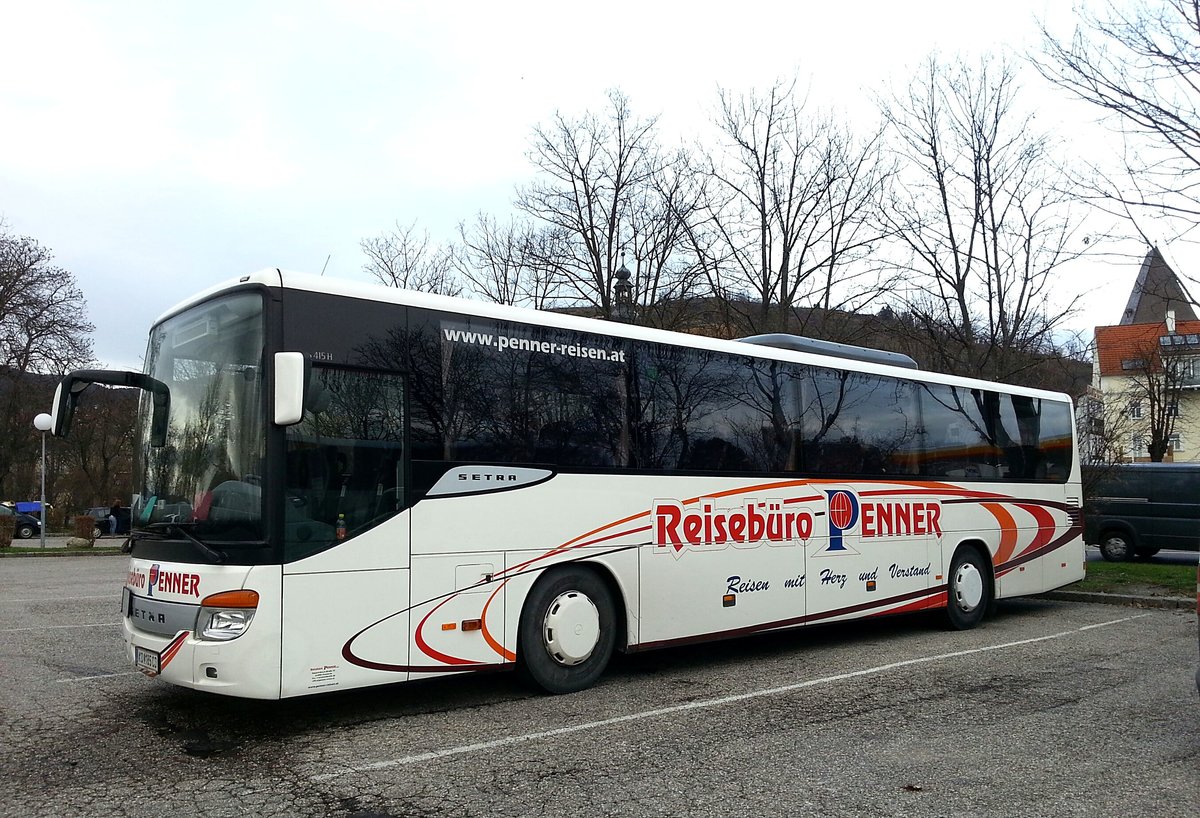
[33,413,52,550]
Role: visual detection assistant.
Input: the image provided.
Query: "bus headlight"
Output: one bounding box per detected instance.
[195,590,259,642]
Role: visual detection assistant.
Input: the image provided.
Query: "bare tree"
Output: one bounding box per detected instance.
[0,224,94,498]
[880,55,1087,381]
[517,89,698,321]
[620,148,715,329]
[1037,0,1200,232]
[0,225,94,373]
[700,78,895,336]
[455,213,559,308]
[1113,334,1190,460]
[361,220,463,296]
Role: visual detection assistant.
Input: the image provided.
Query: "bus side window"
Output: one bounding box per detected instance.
[801,368,919,477]
[1035,399,1074,483]
[283,367,406,561]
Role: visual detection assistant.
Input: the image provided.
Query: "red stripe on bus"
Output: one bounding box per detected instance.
[159,631,189,671]
[1016,503,1057,556]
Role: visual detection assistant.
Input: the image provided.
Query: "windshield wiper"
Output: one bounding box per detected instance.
[144,521,227,564]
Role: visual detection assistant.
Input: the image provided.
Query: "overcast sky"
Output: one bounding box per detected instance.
[0,0,1167,371]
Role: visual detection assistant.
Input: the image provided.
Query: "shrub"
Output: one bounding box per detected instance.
[0,516,12,548]
[72,514,97,544]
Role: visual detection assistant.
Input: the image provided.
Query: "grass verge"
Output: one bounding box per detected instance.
[0,546,122,557]
[1070,560,1196,596]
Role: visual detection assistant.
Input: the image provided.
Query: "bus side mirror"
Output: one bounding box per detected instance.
[147,385,169,447]
[50,381,82,437]
[274,352,309,426]
[51,370,171,447]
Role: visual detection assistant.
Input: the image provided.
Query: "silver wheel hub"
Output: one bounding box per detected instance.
[542,591,600,666]
[953,562,984,611]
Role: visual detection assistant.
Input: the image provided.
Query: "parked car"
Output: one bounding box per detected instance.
[0,505,41,539]
[1083,463,1200,561]
[85,506,131,538]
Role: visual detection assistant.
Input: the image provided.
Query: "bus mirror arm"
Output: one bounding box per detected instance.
[51,370,171,447]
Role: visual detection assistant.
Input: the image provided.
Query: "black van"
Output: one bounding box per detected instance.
[1084,463,1200,561]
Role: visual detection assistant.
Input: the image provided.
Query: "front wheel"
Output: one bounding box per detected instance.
[16,524,35,540]
[518,567,616,695]
[946,548,991,630]
[1099,531,1134,562]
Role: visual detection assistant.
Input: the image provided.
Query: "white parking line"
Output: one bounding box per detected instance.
[311,613,1152,782]
[0,622,120,633]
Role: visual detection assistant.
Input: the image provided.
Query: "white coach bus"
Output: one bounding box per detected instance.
[50,270,1085,699]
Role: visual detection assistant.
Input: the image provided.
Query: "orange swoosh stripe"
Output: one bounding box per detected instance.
[983,502,1019,565]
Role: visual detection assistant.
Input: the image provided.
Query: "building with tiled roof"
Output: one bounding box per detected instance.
[1093,246,1200,462]
[1095,319,1200,377]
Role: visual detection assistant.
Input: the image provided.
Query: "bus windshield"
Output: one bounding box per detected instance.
[132,291,266,542]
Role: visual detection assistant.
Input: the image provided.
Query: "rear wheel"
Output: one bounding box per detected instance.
[92,525,104,540]
[946,547,991,630]
[1099,531,1134,562]
[518,567,616,695]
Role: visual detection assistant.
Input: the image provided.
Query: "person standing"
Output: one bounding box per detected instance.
[109,498,121,536]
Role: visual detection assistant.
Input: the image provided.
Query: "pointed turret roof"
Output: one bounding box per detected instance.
[1120,245,1198,324]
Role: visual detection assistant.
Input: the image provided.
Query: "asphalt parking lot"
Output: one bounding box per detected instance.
[1,555,1196,818]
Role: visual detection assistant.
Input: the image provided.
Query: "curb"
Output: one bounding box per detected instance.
[1037,590,1194,610]
[0,549,125,558]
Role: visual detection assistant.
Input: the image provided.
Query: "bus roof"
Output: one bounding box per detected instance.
[155,268,1074,404]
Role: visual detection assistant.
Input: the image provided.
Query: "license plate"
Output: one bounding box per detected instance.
[135,646,160,675]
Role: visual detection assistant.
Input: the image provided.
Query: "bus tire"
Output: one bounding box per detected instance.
[945,547,990,631]
[1098,531,1134,562]
[518,566,616,695]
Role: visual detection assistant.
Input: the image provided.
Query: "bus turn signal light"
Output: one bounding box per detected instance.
[199,589,260,609]
[461,619,483,632]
